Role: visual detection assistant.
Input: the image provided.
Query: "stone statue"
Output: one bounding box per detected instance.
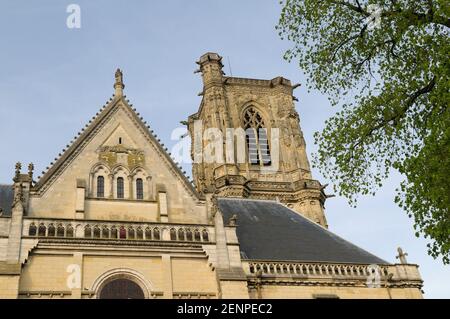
[228,214,237,226]
[115,68,123,84]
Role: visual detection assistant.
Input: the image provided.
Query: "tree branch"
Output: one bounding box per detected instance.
[349,76,436,153]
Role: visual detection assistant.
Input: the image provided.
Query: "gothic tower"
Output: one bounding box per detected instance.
[188,53,328,227]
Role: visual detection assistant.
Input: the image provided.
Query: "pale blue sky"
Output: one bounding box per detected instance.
[0,1,448,298]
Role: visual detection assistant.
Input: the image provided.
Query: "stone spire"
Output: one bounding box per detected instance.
[114,68,125,97]
[28,163,34,180]
[14,162,21,180]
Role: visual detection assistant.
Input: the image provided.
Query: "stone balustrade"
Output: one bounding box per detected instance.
[244,260,390,279]
[22,218,213,243]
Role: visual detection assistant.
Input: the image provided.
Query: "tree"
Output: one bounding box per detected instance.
[277,0,449,263]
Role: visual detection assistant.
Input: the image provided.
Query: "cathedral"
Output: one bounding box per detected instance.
[0,52,423,299]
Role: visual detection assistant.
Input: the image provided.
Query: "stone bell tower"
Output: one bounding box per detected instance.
[188,52,329,227]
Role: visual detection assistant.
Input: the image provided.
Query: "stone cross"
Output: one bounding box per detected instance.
[396,247,408,264]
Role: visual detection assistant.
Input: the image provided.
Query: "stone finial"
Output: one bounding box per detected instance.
[28,163,34,179]
[114,68,125,97]
[228,214,237,226]
[14,162,21,179]
[396,247,408,264]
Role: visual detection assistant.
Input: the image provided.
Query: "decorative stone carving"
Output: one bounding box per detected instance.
[98,145,145,169]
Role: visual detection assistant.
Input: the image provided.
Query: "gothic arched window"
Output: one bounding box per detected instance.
[177,228,185,241]
[38,224,46,236]
[202,229,209,242]
[97,176,105,198]
[57,224,65,237]
[145,227,152,240]
[128,227,135,239]
[243,107,271,165]
[136,178,144,200]
[153,228,160,240]
[186,229,193,241]
[102,226,109,239]
[48,224,56,237]
[111,227,118,239]
[136,227,143,240]
[117,177,124,199]
[67,225,74,237]
[85,225,92,238]
[28,223,37,236]
[170,228,177,240]
[93,226,101,238]
[119,226,126,239]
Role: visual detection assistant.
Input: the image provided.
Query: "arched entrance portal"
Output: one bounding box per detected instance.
[99,278,145,299]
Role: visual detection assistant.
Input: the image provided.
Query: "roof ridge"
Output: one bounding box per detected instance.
[33,94,118,191]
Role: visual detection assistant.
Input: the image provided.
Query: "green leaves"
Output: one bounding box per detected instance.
[278,0,450,263]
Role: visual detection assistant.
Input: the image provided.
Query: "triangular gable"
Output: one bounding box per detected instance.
[32,95,200,200]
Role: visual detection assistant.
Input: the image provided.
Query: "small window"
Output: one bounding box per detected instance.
[145,227,152,240]
[117,177,124,199]
[202,229,209,242]
[85,225,92,238]
[97,176,105,198]
[57,224,65,237]
[102,227,109,238]
[128,227,135,239]
[177,228,185,241]
[119,226,126,239]
[119,137,122,144]
[136,178,144,200]
[28,224,37,236]
[170,228,177,240]
[186,229,193,241]
[38,224,46,236]
[67,225,74,237]
[48,224,56,237]
[153,228,160,240]
[136,227,143,240]
[93,226,101,238]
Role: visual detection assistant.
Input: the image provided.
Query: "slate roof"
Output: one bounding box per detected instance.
[0,184,13,216]
[218,198,387,264]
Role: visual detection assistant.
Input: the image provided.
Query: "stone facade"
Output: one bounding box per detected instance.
[0,54,423,299]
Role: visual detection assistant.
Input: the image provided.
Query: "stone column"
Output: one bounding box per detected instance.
[161,254,173,299]
[108,174,114,198]
[69,252,83,299]
[128,175,134,200]
[146,176,153,200]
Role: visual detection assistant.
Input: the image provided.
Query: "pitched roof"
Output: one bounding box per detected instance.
[0,184,13,216]
[32,94,200,199]
[218,198,388,264]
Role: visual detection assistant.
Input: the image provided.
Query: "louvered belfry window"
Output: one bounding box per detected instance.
[243,107,271,165]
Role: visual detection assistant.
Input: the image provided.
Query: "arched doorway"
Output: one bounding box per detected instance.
[99,278,145,299]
